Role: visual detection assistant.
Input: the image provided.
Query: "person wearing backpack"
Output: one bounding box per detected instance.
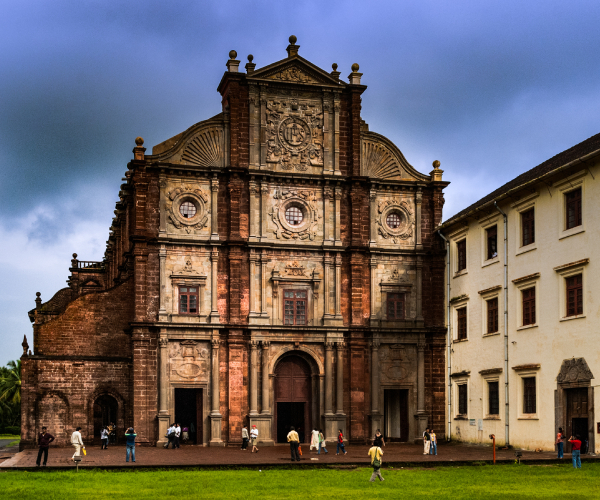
[164,424,175,449]
[125,427,137,463]
[368,444,384,482]
[336,429,347,455]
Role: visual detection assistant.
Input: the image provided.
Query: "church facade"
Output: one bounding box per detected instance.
[20,37,448,448]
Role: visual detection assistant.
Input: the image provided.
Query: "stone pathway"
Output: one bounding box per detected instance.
[1,442,598,469]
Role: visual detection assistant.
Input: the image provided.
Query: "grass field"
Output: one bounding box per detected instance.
[0,463,598,499]
[0,435,20,440]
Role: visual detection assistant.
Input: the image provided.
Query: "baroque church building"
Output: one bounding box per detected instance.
[21,37,448,448]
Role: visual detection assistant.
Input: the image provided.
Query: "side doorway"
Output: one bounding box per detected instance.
[384,389,409,442]
[175,388,203,445]
[566,388,589,453]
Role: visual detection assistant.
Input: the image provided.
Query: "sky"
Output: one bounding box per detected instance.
[1,0,599,366]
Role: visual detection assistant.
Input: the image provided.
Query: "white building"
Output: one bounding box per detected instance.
[438,133,600,452]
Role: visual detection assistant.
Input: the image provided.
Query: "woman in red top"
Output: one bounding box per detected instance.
[336,429,347,455]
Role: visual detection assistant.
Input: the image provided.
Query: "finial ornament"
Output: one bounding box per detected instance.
[332,63,338,71]
[432,160,441,169]
[430,160,444,181]
[289,35,297,44]
[351,63,360,72]
[73,253,78,259]
[135,137,144,146]
[229,50,237,60]
[247,54,254,62]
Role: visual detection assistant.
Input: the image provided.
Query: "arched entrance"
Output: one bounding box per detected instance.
[93,395,118,444]
[274,355,312,443]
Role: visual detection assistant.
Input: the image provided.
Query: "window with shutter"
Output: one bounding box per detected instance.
[488,381,499,415]
[457,307,467,340]
[522,288,536,326]
[521,208,535,246]
[486,225,498,260]
[457,240,467,272]
[565,188,582,230]
[523,377,536,414]
[566,274,583,316]
[458,384,468,415]
[487,298,498,334]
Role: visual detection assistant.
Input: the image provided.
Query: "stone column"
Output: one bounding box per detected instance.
[210,336,223,446]
[249,340,259,416]
[334,253,342,319]
[333,98,341,175]
[249,179,259,240]
[369,189,377,246]
[249,88,259,168]
[159,177,167,235]
[369,257,377,324]
[324,187,332,243]
[325,342,334,415]
[158,246,167,321]
[261,341,270,414]
[416,258,423,322]
[259,87,267,168]
[323,96,332,173]
[260,251,268,317]
[260,180,269,240]
[323,254,332,318]
[334,187,342,245]
[416,337,428,438]
[211,176,219,241]
[371,339,380,414]
[157,334,170,446]
[209,248,219,323]
[336,342,345,414]
[249,250,258,316]
[415,189,422,248]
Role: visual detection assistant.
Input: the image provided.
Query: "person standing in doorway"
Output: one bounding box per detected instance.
[173,423,181,448]
[569,435,582,469]
[36,427,55,467]
[556,427,565,459]
[71,427,84,461]
[336,429,347,455]
[125,427,136,463]
[429,429,437,455]
[368,444,384,482]
[100,426,109,450]
[182,426,189,444]
[287,426,300,461]
[318,429,328,455]
[250,425,259,453]
[241,425,249,450]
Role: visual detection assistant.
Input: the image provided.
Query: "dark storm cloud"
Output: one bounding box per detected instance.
[1,0,599,365]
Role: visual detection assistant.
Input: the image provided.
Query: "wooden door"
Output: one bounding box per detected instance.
[274,356,311,442]
[566,388,588,452]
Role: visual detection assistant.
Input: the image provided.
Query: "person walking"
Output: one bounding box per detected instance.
[556,427,565,459]
[241,425,249,450]
[250,424,259,453]
[373,429,385,448]
[164,424,175,449]
[287,426,300,461]
[318,429,328,455]
[336,429,347,455]
[423,428,431,455]
[429,429,437,455]
[310,429,319,451]
[569,435,582,469]
[71,427,84,461]
[125,427,137,463]
[36,427,55,467]
[174,423,181,449]
[109,422,116,445]
[100,426,109,449]
[368,444,384,482]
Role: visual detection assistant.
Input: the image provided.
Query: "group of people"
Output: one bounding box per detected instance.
[423,428,437,455]
[556,427,584,468]
[241,425,259,452]
[164,423,182,449]
[99,422,116,449]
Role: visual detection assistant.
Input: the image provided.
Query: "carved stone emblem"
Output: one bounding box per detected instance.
[285,262,307,277]
[166,187,210,234]
[279,117,311,150]
[380,345,414,382]
[269,187,321,240]
[175,363,201,378]
[557,358,594,384]
[377,199,413,243]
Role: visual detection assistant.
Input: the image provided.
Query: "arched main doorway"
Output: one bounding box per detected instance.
[274,355,312,443]
[93,395,118,444]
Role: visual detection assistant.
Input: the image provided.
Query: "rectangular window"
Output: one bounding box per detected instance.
[523,377,536,414]
[486,225,498,260]
[457,307,467,340]
[521,208,535,246]
[179,286,198,314]
[566,188,582,230]
[566,274,583,316]
[487,298,499,334]
[522,287,536,326]
[458,384,468,415]
[284,290,307,326]
[457,239,467,272]
[488,381,499,415]
[387,293,405,320]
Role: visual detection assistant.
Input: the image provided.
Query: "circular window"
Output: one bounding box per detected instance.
[285,206,303,225]
[386,212,402,229]
[179,201,197,219]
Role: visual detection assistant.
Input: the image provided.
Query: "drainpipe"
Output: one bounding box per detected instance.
[493,201,509,447]
[437,230,451,442]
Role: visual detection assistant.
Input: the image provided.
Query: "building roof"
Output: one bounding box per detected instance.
[441,132,600,228]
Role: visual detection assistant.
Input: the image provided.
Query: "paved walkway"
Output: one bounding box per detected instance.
[1,442,598,469]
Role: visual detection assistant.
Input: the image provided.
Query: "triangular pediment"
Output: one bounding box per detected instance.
[249,56,344,87]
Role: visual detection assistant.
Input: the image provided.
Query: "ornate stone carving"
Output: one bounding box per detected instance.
[175,363,201,378]
[265,97,323,172]
[380,344,414,382]
[377,198,413,243]
[181,128,224,167]
[159,337,168,348]
[269,187,321,240]
[266,65,321,84]
[166,187,210,234]
[386,268,409,284]
[285,261,307,277]
[557,358,594,384]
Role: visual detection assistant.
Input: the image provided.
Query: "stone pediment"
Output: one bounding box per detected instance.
[249,57,344,87]
[557,358,594,385]
[361,131,429,182]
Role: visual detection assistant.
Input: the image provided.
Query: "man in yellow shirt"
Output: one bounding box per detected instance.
[368,445,384,482]
[287,426,301,462]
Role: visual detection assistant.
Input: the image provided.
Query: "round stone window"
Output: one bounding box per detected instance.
[285,206,303,226]
[179,201,197,219]
[386,212,402,229]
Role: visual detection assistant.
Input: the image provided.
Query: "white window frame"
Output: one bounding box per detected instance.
[482,374,502,419]
[452,297,469,342]
[480,287,501,337]
[514,275,540,331]
[554,170,587,240]
[454,379,469,419]
[479,216,500,268]
[516,371,539,420]
[449,227,469,278]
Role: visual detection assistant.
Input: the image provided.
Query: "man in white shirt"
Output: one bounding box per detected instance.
[250,425,259,453]
[71,427,84,460]
[174,423,181,449]
[164,424,175,449]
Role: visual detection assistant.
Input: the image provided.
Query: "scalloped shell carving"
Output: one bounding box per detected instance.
[181,128,223,167]
[362,140,403,179]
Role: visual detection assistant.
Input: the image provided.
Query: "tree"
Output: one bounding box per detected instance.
[0,360,21,430]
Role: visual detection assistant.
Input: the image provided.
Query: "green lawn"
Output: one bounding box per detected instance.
[0,463,598,499]
[0,435,20,440]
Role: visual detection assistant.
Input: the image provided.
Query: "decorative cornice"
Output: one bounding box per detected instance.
[512,273,540,284]
[512,364,541,371]
[479,368,503,375]
[553,258,589,272]
[450,370,471,378]
[478,285,502,295]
